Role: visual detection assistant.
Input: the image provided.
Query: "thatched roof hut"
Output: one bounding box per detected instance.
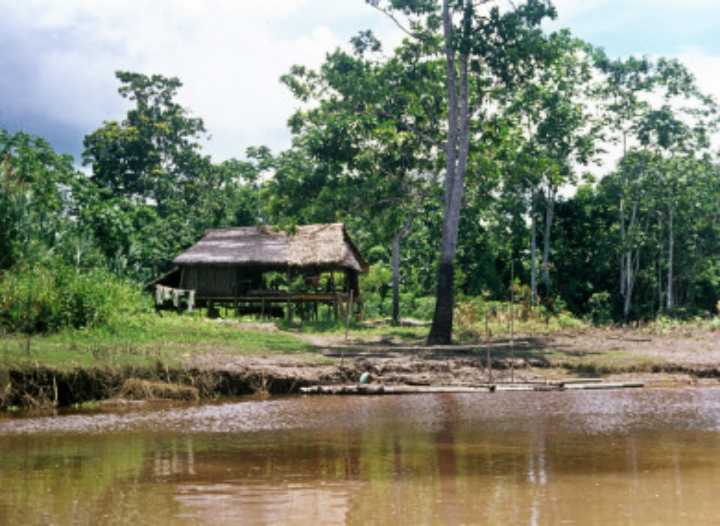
[151,224,368,307]
[173,223,368,273]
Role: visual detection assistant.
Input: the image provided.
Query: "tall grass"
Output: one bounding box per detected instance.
[0,266,149,334]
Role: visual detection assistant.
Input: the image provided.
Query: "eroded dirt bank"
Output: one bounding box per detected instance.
[1,327,718,409]
[0,362,350,409]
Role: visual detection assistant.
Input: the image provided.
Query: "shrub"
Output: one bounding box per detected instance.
[361,294,435,321]
[0,265,149,334]
[587,291,612,325]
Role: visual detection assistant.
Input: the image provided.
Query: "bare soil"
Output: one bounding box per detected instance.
[182,326,720,389]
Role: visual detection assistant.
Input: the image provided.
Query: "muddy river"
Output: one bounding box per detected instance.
[1,388,720,525]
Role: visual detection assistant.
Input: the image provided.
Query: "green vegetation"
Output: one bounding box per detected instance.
[0,266,147,334]
[1,0,719,358]
[1,315,315,370]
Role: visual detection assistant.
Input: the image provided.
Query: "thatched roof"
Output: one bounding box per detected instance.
[173,224,369,273]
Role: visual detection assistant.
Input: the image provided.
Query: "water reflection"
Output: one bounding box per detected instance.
[1,389,720,524]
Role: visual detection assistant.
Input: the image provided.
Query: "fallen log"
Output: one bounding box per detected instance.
[300,385,493,395]
[564,381,645,390]
[547,378,606,388]
[300,380,645,395]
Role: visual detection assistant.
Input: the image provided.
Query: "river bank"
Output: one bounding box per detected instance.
[1,323,718,409]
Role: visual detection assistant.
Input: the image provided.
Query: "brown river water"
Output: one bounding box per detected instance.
[1,388,720,525]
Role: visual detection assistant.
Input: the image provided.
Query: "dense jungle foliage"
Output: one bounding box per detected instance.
[1,1,719,337]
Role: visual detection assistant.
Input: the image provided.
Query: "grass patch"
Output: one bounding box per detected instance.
[540,348,662,370]
[1,313,316,370]
[474,344,668,374]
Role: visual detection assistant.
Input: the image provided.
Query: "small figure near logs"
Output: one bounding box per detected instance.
[359,365,384,385]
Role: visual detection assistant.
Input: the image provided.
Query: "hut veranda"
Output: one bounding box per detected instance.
[148,224,369,320]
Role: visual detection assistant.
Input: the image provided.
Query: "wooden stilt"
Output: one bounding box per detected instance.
[286,267,293,321]
[345,290,354,342]
[331,271,338,321]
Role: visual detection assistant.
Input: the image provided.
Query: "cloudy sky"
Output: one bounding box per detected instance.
[1,0,719,164]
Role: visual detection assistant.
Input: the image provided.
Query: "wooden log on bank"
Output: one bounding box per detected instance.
[551,378,604,386]
[300,385,494,395]
[564,381,645,390]
[300,381,644,395]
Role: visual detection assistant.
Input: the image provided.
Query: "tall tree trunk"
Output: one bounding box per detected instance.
[391,235,401,326]
[623,248,639,319]
[427,0,471,345]
[541,186,556,291]
[622,203,640,318]
[666,206,675,315]
[619,133,628,298]
[530,191,538,304]
[622,205,651,319]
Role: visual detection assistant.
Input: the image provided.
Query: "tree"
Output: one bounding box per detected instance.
[593,53,655,318]
[593,54,718,318]
[0,130,90,271]
[501,33,597,301]
[596,55,717,318]
[280,34,444,325]
[83,71,207,209]
[636,108,715,314]
[82,72,262,274]
[368,0,557,343]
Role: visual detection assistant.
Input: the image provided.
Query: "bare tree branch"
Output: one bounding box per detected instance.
[367,2,420,41]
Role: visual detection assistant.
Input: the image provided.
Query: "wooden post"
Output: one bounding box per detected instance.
[510,260,515,384]
[345,290,354,342]
[286,266,293,322]
[234,289,238,319]
[331,271,338,321]
[485,306,492,383]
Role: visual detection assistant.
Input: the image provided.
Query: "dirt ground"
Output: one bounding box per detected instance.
[184,325,720,390]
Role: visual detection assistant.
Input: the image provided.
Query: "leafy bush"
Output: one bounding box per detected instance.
[361,293,435,321]
[587,291,612,325]
[0,265,149,334]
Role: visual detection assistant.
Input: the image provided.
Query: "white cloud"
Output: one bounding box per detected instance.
[676,47,720,103]
[3,0,719,166]
[0,0,398,161]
